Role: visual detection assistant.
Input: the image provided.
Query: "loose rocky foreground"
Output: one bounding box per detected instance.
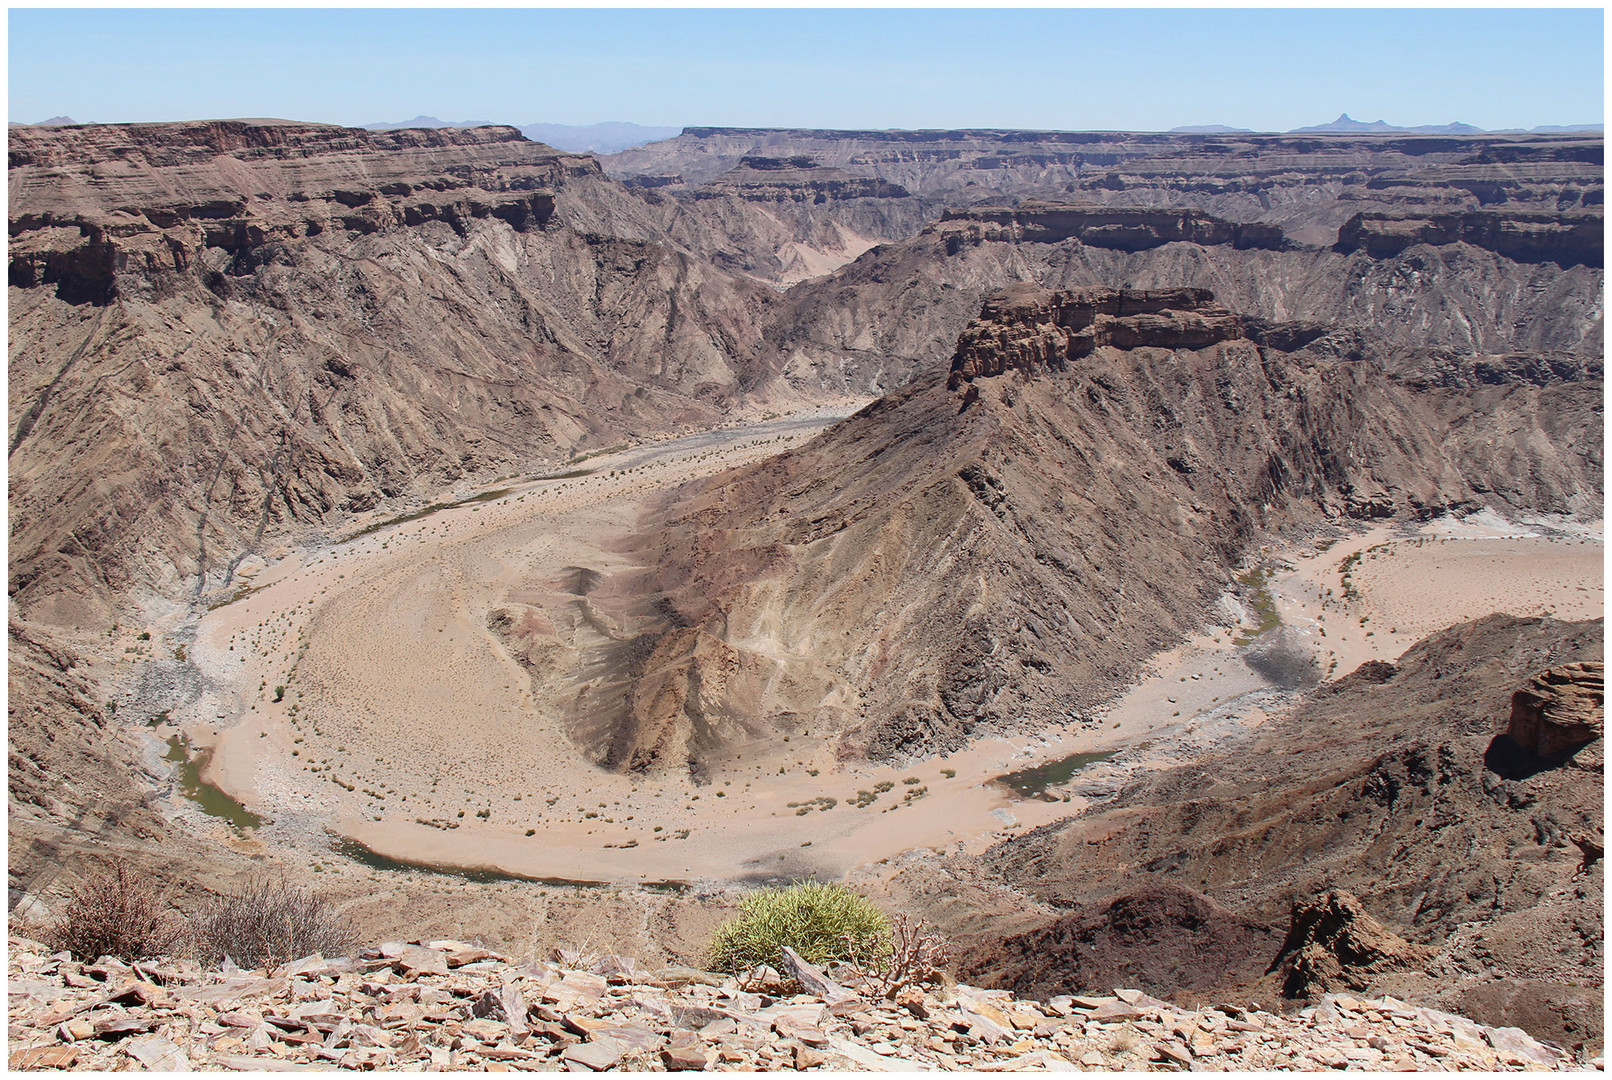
[6,935,1588,1072]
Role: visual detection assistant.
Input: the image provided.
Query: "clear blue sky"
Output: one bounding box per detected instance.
[8,8,1604,132]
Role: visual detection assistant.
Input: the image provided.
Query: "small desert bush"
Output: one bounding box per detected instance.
[191,878,356,969]
[708,880,891,973]
[46,859,182,962]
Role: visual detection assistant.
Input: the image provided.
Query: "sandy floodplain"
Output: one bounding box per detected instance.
[161,415,1603,887]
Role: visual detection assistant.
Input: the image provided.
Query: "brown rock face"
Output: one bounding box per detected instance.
[1336,210,1603,268]
[695,157,912,203]
[8,120,787,623]
[939,205,1286,252]
[1271,891,1432,998]
[7,121,592,308]
[957,884,1282,1002]
[947,286,1243,382]
[976,614,1603,1046]
[1505,662,1605,759]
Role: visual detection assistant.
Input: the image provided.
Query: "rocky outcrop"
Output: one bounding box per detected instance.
[1336,210,1603,267]
[1505,662,1605,760]
[946,286,1243,382]
[7,121,597,307]
[978,614,1604,1049]
[695,158,911,204]
[939,205,1286,252]
[1271,891,1432,998]
[958,885,1282,1003]
[764,205,1603,398]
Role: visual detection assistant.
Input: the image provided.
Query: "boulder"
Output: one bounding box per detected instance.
[1505,661,1604,760]
[1271,890,1431,998]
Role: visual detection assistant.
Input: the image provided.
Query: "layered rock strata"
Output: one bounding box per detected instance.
[1504,662,1605,760]
[8,120,782,623]
[1336,210,1603,267]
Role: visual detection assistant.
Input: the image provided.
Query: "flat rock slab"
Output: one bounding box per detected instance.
[125,1035,190,1070]
[561,1035,628,1070]
[389,945,449,976]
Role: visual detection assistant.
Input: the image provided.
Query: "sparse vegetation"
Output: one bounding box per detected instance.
[708,880,892,973]
[46,860,181,962]
[191,878,356,968]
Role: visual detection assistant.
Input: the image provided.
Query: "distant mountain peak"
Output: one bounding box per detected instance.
[33,115,78,126]
[1293,114,1490,136]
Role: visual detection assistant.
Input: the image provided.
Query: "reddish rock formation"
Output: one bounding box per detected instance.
[946,286,1242,383]
[1505,661,1605,759]
[1271,891,1432,998]
[939,205,1286,252]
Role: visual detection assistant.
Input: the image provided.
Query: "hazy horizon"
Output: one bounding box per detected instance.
[9,9,1603,133]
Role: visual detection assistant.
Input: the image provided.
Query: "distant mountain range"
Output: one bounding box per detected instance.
[359,116,681,153]
[1173,114,1602,136]
[17,113,1602,143]
[1292,113,1486,135]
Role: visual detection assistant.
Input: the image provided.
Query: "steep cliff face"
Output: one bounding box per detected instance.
[1336,209,1603,267]
[766,207,1603,395]
[8,121,792,622]
[938,205,1288,252]
[529,288,1600,776]
[609,127,1603,245]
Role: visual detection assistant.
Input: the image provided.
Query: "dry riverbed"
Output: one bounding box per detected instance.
[120,418,1603,895]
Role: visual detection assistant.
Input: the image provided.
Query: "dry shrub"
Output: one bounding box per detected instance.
[191,878,356,969]
[844,912,953,998]
[46,859,181,962]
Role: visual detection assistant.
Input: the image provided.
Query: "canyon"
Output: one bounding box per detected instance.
[8,121,1604,1062]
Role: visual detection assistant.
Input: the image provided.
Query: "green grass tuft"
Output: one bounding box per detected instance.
[708,880,892,973]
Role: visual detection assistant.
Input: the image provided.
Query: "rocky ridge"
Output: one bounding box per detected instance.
[590,288,1599,775]
[766,202,1602,396]
[962,615,1603,1052]
[6,936,1585,1072]
[608,128,1602,244]
[938,205,1287,252]
[1335,210,1602,267]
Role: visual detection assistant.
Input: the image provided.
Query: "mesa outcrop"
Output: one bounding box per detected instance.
[1335,210,1603,267]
